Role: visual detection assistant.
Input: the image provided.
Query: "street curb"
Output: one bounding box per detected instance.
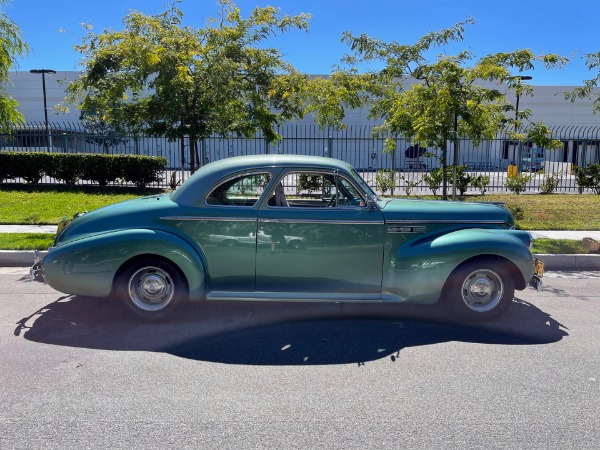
[0,250,599,271]
[0,250,47,267]
[533,253,600,271]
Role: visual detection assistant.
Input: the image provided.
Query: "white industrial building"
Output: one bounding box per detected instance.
[4,70,600,174]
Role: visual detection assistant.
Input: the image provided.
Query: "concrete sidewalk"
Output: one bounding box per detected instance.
[0,225,599,270]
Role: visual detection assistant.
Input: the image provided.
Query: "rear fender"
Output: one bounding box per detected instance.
[42,229,206,299]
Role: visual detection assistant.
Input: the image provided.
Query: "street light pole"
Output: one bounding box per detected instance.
[513,75,533,170]
[29,69,56,152]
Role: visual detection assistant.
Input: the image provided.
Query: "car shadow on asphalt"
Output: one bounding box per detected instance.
[14,295,569,366]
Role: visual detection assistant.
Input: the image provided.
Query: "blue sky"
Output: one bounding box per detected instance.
[7,0,600,86]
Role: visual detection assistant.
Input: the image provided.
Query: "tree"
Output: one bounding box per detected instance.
[0,0,28,132]
[315,19,566,199]
[63,0,310,174]
[565,51,600,111]
[81,110,128,154]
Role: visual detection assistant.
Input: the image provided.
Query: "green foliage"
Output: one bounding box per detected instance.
[423,168,443,196]
[0,0,29,132]
[375,169,396,194]
[505,173,532,194]
[82,111,128,154]
[447,165,472,196]
[63,0,311,171]
[312,19,567,199]
[573,164,600,194]
[297,174,322,194]
[46,153,85,185]
[540,172,563,194]
[0,152,167,188]
[119,155,167,188]
[470,175,490,195]
[82,154,123,186]
[400,175,421,196]
[564,51,600,112]
[1,152,48,184]
[531,238,586,255]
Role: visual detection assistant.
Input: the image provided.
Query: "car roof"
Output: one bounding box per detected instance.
[170,154,354,205]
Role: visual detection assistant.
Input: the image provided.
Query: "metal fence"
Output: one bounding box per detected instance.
[2,121,600,194]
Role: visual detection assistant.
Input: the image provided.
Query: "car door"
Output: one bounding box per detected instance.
[180,171,270,292]
[255,169,385,299]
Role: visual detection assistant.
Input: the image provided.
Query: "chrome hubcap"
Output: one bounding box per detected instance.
[461,268,504,313]
[128,266,174,312]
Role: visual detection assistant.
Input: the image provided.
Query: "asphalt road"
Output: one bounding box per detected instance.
[1,269,599,449]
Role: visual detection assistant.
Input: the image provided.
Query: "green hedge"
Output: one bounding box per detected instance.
[0,152,167,187]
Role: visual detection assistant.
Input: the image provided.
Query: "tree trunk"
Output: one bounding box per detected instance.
[441,141,448,200]
[189,137,196,174]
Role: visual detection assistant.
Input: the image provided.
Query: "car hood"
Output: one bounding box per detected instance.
[379,198,514,227]
[55,194,180,246]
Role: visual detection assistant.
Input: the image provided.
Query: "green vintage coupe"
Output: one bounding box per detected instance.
[34,155,543,321]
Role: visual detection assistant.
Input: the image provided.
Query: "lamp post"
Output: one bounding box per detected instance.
[29,69,56,151]
[513,75,532,170]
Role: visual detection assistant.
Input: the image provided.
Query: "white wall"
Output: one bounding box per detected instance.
[5,71,600,128]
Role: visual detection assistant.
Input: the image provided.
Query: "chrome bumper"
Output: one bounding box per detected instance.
[529,258,544,292]
[29,249,45,282]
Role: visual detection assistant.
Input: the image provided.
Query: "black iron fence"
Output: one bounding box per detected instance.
[2,121,600,193]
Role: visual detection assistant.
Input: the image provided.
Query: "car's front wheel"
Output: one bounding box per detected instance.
[445,258,515,321]
[114,257,187,320]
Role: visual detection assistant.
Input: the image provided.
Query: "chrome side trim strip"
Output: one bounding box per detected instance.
[258,218,384,225]
[160,216,257,222]
[206,291,383,302]
[386,219,506,225]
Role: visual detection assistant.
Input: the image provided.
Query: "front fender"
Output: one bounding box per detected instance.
[42,229,206,299]
[383,229,534,303]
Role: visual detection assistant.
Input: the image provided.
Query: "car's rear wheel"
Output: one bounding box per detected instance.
[115,257,187,320]
[445,258,515,321]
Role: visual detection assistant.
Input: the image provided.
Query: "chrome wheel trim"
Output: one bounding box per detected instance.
[128,266,175,312]
[460,268,504,313]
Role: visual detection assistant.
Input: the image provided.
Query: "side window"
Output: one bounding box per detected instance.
[267,171,365,208]
[206,173,270,206]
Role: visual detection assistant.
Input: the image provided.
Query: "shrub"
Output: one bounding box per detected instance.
[82,154,123,186]
[470,175,490,195]
[0,152,167,187]
[505,173,532,194]
[375,169,396,195]
[5,152,49,184]
[540,172,562,194]
[573,164,600,194]
[423,168,443,196]
[447,165,472,196]
[119,155,167,188]
[0,152,10,183]
[400,175,421,196]
[47,153,85,185]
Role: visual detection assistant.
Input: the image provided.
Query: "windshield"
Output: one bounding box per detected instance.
[350,168,381,202]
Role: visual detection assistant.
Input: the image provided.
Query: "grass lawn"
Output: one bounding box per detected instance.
[530,238,587,254]
[0,185,599,251]
[462,194,600,230]
[0,185,163,225]
[0,186,599,229]
[0,233,54,250]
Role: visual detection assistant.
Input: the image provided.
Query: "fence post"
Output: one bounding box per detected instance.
[391,143,396,196]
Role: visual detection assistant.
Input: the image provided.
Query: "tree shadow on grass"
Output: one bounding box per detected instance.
[14,295,568,366]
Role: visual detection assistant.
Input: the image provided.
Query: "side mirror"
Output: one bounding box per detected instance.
[366,199,377,210]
